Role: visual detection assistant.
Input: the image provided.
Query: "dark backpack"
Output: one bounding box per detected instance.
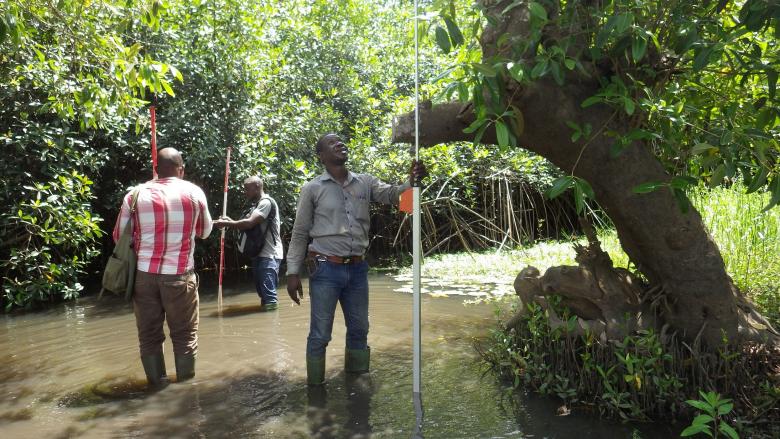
[237,196,278,258]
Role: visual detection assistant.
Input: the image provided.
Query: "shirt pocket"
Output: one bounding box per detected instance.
[354,189,370,220]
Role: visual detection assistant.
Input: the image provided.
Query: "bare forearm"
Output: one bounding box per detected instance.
[228,218,261,230]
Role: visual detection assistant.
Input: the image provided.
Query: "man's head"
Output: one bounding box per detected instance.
[243,175,264,201]
[315,133,348,166]
[157,147,185,179]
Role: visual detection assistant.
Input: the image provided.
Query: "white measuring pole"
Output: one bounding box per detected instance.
[217,146,231,312]
[412,0,423,433]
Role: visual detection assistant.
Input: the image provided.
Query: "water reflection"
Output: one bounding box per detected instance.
[0,273,675,438]
[303,373,375,438]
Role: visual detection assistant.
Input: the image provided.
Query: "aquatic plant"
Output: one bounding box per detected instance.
[478,301,779,437]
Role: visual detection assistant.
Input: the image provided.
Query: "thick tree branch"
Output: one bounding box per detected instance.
[391,102,496,146]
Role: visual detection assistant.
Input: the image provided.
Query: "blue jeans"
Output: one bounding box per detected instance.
[252,257,280,305]
[306,260,369,357]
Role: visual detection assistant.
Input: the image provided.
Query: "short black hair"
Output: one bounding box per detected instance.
[315,133,339,153]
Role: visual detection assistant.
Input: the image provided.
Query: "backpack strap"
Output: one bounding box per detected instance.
[256,195,278,250]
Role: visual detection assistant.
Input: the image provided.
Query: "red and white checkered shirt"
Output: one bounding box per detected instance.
[113,177,213,275]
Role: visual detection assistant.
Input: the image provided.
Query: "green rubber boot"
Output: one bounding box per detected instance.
[259,303,278,312]
[175,353,196,382]
[345,347,370,374]
[141,353,167,388]
[307,355,326,386]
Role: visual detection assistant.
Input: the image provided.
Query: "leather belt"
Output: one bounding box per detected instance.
[308,252,363,264]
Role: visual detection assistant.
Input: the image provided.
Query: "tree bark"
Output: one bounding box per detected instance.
[392,80,777,345]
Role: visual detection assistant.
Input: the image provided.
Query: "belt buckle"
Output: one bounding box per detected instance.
[342,256,352,264]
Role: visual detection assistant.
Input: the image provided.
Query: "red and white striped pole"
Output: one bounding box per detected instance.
[150,105,158,179]
[217,146,231,311]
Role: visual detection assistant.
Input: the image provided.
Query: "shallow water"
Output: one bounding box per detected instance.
[0,273,674,438]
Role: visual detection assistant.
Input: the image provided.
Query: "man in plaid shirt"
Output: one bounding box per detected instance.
[113,147,213,387]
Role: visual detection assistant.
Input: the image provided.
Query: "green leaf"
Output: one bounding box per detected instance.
[473,123,489,145]
[576,178,595,198]
[564,58,576,70]
[623,97,635,115]
[473,63,498,77]
[615,13,633,34]
[632,36,647,62]
[528,2,548,21]
[495,120,509,147]
[0,15,7,45]
[550,61,564,85]
[508,63,524,82]
[632,181,666,194]
[546,176,575,199]
[672,187,691,212]
[160,79,174,97]
[681,424,711,437]
[694,46,714,72]
[692,414,715,425]
[709,164,727,188]
[169,64,183,82]
[745,167,768,193]
[762,176,780,212]
[531,59,548,78]
[434,26,451,54]
[717,402,733,416]
[767,69,777,99]
[718,421,739,439]
[690,143,716,155]
[574,182,585,213]
[670,176,697,190]
[443,16,464,47]
[581,96,602,108]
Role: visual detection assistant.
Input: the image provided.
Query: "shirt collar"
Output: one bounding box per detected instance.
[320,170,355,185]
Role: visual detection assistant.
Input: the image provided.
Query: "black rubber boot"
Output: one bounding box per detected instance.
[175,353,196,382]
[345,347,370,374]
[141,353,167,388]
[307,355,326,386]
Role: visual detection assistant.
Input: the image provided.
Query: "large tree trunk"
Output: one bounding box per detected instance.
[391,1,777,345]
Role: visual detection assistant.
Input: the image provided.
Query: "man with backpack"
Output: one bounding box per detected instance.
[214,176,283,311]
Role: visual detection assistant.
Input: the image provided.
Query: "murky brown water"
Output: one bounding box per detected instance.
[0,273,673,438]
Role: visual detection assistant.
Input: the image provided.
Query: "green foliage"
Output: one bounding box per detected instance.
[681,391,738,439]
[0,0,177,309]
[5,0,529,307]
[433,0,780,211]
[480,302,777,437]
[2,172,102,309]
[690,184,780,326]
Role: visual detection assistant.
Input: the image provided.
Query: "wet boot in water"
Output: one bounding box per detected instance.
[175,353,196,382]
[259,302,278,312]
[345,347,370,374]
[307,355,326,386]
[141,353,168,388]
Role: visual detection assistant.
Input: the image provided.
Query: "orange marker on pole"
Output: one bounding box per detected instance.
[400,187,414,214]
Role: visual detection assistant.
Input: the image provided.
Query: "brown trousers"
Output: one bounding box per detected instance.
[133,270,199,356]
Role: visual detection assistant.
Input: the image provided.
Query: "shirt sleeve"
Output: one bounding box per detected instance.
[286,184,315,275]
[112,191,134,243]
[255,198,272,219]
[194,187,213,239]
[368,175,410,206]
